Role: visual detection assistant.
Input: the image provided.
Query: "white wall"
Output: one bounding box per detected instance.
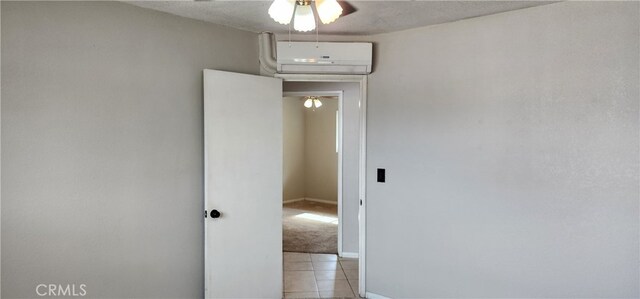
[283,97,306,201]
[284,82,360,254]
[1,1,258,298]
[305,98,338,202]
[366,1,639,297]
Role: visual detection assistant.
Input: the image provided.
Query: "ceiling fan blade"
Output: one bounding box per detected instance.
[338,1,357,17]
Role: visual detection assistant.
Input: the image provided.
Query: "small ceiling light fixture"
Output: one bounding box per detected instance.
[313,98,323,108]
[268,0,343,32]
[304,97,313,108]
[303,96,322,109]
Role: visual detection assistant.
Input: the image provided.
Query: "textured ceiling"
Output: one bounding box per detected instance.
[128,1,556,35]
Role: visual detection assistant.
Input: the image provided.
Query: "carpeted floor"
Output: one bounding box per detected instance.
[283,200,338,254]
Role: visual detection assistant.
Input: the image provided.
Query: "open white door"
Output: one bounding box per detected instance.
[204,69,283,298]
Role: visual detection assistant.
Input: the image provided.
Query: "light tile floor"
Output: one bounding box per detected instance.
[284,252,360,299]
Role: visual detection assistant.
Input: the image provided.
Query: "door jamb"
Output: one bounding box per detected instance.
[277,74,367,297]
[282,90,344,256]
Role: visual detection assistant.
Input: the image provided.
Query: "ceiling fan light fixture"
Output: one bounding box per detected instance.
[268,0,296,25]
[315,0,343,24]
[293,3,316,32]
[304,98,313,108]
[313,98,323,108]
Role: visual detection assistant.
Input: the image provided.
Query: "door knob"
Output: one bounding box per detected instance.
[210,209,221,219]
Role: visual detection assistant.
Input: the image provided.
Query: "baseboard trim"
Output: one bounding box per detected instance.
[365,292,391,299]
[283,198,305,204]
[284,198,338,205]
[340,252,358,258]
[304,197,338,205]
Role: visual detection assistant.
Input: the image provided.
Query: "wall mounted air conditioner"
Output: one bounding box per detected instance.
[276,42,372,74]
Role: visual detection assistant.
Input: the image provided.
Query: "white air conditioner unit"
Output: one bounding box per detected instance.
[276,42,372,74]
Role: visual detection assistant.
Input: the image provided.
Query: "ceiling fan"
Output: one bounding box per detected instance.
[268,0,358,32]
[302,95,339,109]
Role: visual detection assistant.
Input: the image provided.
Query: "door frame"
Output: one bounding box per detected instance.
[282,90,345,256]
[277,74,367,297]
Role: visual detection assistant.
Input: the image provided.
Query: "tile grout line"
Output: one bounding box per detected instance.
[310,256,320,297]
[339,258,356,298]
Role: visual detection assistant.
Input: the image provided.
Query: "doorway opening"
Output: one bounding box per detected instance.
[279,75,367,298]
[283,93,342,255]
